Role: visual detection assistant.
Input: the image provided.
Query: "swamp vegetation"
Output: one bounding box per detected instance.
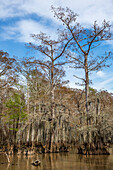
[0,6,113,162]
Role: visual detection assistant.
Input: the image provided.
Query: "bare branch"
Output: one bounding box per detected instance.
[73,75,85,82]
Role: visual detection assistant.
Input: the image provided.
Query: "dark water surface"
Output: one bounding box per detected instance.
[0,148,113,170]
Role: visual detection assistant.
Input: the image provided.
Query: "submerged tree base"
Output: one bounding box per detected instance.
[3,142,69,155]
[77,143,110,155]
[35,142,69,153]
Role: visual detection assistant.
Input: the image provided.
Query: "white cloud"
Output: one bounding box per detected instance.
[1,19,57,42]
[96,71,105,78]
[0,0,113,46]
[1,0,113,24]
[1,0,113,43]
[92,70,113,92]
[0,0,27,19]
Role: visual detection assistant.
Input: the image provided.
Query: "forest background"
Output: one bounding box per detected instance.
[0,0,113,155]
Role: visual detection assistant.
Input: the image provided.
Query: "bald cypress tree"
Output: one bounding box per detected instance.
[52,6,113,154]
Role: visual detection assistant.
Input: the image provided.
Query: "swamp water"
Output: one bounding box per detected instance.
[0,148,113,170]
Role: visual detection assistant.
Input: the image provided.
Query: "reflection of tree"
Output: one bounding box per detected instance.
[0,152,113,170]
[77,154,109,170]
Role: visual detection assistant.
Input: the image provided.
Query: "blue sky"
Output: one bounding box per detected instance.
[0,0,113,92]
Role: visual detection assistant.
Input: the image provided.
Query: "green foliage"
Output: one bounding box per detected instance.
[89,87,97,95]
[5,93,27,131]
[9,128,18,131]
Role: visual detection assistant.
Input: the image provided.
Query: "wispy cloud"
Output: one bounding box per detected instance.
[92,70,113,92]
[1,0,113,43]
[0,0,27,19]
[1,19,57,42]
[64,66,113,92]
[1,0,113,46]
[93,77,113,92]
[1,0,113,23]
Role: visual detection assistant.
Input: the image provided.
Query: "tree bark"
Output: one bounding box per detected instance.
[84,54,89,126]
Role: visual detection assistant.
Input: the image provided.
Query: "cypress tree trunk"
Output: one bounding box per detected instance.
[49,49,55,152]
[84,54,89,127]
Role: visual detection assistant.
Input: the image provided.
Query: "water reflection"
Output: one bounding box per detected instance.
[0,149,113,170]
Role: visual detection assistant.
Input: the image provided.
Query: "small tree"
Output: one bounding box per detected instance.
[0,50,20,146]
[5,93,27,145]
